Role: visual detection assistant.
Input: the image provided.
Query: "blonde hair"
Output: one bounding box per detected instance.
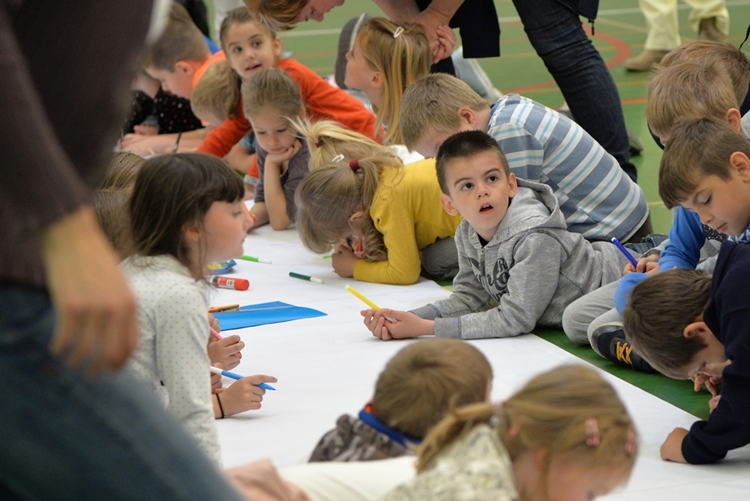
[191,60,240,121]
[293,120,404,261]
[661,40,750,107]
[93,189,133,260]
[143,3,210,70]
[418,365,637,490]
[400,74,490,150]
[100,152,146,192]
[647,61,738,138]
[243,0,306,32]
[242,68,304,120]
[355,18,431,145]
[659,116,750,208]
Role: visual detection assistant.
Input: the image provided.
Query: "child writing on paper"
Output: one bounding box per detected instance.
[343,17,431,145]
[122,153,276,466]
[363,131,630,341]
[294,120,463,284]
[243,68,309,231]
[382,364,637,500]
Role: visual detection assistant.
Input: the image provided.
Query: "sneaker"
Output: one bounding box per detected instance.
[698,17,727,43]
[624,49,669,72]
[590,324,655,373]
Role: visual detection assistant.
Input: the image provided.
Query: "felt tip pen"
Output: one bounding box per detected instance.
[209,327,241,358]
[610,237,638,268]
[240,255,272,264]
[289,272,324,284]
[209,366,275,390]
[345,285,398,322]
[210,276,249,291]
[208,303,240,313]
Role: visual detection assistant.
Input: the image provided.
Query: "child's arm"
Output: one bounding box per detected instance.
[211,374,278,418]
[120,128,206,155]
[261,140,305,230]
[658,208,705,271]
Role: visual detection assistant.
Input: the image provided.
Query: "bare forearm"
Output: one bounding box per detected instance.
[372,0,420,23]
[262,165,291,230]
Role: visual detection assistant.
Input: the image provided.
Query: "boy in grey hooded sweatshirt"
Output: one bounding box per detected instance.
[362,131,632,341]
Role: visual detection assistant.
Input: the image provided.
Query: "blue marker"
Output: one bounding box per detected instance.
[611,237,638,268]
[209,366,276,390]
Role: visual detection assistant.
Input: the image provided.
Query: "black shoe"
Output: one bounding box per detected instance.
[590,325,655,373]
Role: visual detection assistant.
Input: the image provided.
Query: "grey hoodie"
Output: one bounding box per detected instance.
[411,179,630,339]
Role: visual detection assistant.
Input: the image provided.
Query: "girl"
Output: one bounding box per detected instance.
[243,68,308,231]
[294,120,463,285]
[122,153,275,466]
[383,364,638,501]
[344,17,431,145]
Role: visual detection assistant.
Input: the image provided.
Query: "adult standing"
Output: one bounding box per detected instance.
[0,1,244,499]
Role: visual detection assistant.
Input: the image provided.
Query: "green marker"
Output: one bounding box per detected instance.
[289,271,324,284]
[241,255,272,264]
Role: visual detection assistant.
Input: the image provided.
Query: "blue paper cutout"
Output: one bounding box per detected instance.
[213,301,327,331]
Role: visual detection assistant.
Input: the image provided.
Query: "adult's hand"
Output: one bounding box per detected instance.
[41,207,139,373]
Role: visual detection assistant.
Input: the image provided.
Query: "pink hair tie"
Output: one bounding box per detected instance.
[315,141,323,148]
[349,160,360,172]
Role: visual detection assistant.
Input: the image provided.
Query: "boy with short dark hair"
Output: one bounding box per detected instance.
[622,241,750,464]
[309,339,493,461]
[362,131,630,341]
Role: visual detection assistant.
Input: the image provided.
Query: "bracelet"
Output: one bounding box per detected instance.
[216,393,225,419]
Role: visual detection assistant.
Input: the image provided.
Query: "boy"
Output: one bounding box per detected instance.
[362,131,630,341]
[309,338,492,461]
[622,242,750,464]
[399,74,650,244]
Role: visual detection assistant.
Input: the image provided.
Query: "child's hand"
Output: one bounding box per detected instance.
[623,254,659,275]
[208,334,244,370]
[660,427,689,463]
[210,364,224,394]
[708,395,721,413]
[221,375,278,416]
[361,308,433,340]
[332,243,359,278]
[133,124,159,136]
[265,139,302,167]
[433,24,456,62]
[693,373,722,396]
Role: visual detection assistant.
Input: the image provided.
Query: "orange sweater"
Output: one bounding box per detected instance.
[197,58,379,158]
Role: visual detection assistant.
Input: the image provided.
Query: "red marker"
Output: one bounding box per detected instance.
[210,276,249,291]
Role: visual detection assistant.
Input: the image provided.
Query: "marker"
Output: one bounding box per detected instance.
[241,255,272,264]
[209,326,241,358]
[611,237,638,268]
[208,303,240,313]
[289,272,324,284]
[210,276,250,291]
[209,366,275,390]
[345,285,397,322]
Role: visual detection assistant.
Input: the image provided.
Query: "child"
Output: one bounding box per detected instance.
[622,247,748,464]
[399,73,650,244]
[190,61,238,130]
[243,68,309,231]
[99,151,145,192]
[196,8,379,163]
[343,17,431,145]
[382,364,637,500]
[309,339,492,462]
[122,153,276,466]
[93,190,133,260]
[362,131,630,341]
[293,120,463,285]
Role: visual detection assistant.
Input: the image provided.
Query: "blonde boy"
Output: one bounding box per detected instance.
[399,74,649,243]
[309,339,492,461]
[190,61,237,129]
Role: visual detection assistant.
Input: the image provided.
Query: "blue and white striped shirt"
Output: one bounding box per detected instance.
[486,94,648,241]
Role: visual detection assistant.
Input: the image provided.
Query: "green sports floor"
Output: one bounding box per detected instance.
[211,0,750,419]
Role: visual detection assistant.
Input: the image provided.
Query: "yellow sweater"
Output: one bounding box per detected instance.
[353,158,463,285]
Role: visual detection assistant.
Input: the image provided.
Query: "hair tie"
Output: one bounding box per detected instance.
[393,26,404,38]
[585,418,600,447]
[315,141,323,148]
[349,160,360,172]
[625,426,636,456]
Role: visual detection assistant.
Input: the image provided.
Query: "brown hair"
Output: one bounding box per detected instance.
[661,40,750,108]
[658,116,750,209]
[646,61,738,139]
[129,153,244,276]
[191,60,241,121]
[243,0,306,32]
[93,189,133,260]
[622,269,712,378]
[242,67,304,120]
[373,339,492,440]
[400,74,490,151]
[418,365,637,491]
[142,3,210,70]
[355,18,430,145]
[435,130,510,194]
[100,152,146,192]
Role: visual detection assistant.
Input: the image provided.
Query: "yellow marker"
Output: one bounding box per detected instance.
[345,285,380,310]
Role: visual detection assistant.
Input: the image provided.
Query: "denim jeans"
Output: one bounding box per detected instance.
[512,0,639,182]
[0,284,244,500]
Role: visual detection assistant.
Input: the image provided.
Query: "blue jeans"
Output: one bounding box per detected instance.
[512,0,639,182]
[0,285,244,500]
